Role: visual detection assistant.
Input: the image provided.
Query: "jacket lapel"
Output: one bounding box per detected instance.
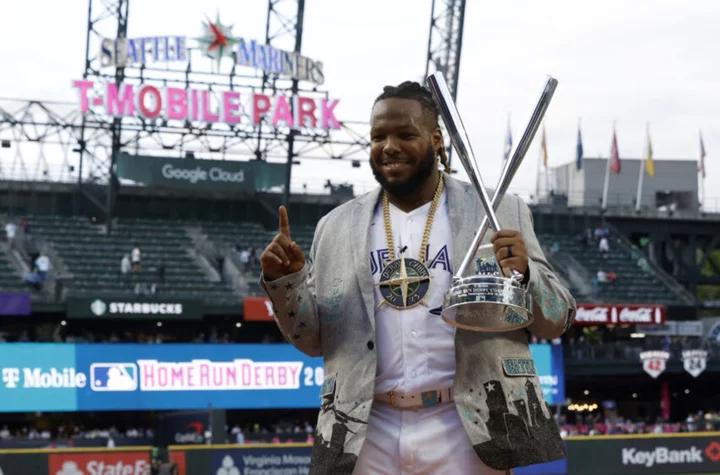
[349,186,382,332]
[444,173,484,278]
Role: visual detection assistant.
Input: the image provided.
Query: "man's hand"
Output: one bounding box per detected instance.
[491,230,529,279]
[260,206,306,281]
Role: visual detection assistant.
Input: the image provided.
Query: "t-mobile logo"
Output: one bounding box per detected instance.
[2,368,20,388]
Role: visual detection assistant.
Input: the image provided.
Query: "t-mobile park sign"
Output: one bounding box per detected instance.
[574,304,665,325]
[72,80,340,130]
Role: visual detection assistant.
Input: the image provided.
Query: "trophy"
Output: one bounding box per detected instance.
[426,72,558,332]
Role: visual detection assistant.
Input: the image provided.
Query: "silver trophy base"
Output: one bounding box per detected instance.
[441,275,533,332]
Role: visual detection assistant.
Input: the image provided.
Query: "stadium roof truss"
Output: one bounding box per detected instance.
[0,0,465,223]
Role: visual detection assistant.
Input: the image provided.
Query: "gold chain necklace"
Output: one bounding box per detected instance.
[377,173,445,310]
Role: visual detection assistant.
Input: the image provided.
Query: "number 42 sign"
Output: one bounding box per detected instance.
[640,351,670,379]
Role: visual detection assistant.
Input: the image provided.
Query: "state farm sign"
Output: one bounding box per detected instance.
[49,451,150,475]
[575,304,665,325]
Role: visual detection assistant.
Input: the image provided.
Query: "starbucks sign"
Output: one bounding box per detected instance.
[67,297,202,320]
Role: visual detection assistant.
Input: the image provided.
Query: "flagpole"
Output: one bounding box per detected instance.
[601,122,615,210]
[700,130,706,211]
[635,123,648,212]
[535,140,542,201]
[601,155,611,210]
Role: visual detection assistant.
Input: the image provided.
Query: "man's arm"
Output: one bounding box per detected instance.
[516,199,577,339]
[259,216,325,357]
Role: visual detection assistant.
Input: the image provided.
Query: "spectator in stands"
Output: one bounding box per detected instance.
[131,245,141,272]
[23,253,50,290]
[576,233,587,252]
[35,252,50,282]
[597,269,608,283]
[157,259,165,282]
[5,220,17,249]
[239,247,250,271]
[21,219,30,235]
[248,246,257,270]
[216,252,225,280]
[121,254,132,275]
[606,270,617,282]
[599,235,610,258]
[551,241,560,255]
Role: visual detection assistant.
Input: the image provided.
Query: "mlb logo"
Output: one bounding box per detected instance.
[90,363,138,391]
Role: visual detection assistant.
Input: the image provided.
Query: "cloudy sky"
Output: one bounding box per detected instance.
[0,0,717,206]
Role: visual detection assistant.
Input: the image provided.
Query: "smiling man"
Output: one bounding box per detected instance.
[260,81,576,474]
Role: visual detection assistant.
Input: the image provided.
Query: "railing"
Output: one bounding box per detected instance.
[604,221,697,305]
[545,247,597,301]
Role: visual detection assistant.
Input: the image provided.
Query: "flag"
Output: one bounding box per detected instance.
[503,114,512,162]
[645,128,655,177]
[610,129,621,174]
[576,122,584,170]
[541,126,548,168]
[699,131,707,178]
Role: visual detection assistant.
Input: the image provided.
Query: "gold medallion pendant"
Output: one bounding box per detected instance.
[377,174,444,310]
[378,255,431,309]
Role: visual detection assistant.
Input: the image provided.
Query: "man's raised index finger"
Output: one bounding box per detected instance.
[279,205,291,237]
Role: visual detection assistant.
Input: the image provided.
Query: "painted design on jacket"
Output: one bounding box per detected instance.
[470,379,567,471]
[529,286,567,322]
[319,277,344,324]
[310,391,367,474]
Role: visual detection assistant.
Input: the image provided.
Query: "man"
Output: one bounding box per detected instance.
[260,81,576,474]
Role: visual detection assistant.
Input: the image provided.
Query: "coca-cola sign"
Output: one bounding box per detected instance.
[574,304,665,325]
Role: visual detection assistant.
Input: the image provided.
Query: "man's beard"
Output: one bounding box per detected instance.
[370,145,437,196]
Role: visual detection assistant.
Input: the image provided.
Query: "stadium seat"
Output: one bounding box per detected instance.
[537,232,686,305]
[23,214,239,305]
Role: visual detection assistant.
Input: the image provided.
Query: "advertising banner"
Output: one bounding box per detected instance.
[243,296,275,321]
[0,452,49,475]
[566,434,720,475]
[0,344,79,412]
[575,304,665,325]
[0,292,31,316]
[66,296,202,320]
[636,321,704,337]
[532,344,566,405]
[48,451,152,475]
[0,343,323,412]
[0,343,562,412]
[186,445,566,475]
[116,153,286,193]
[158,410,211,445]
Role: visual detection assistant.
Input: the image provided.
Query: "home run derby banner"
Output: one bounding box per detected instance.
[0,343,563,412]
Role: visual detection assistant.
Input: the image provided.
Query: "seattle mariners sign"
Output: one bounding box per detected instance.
[66,297,202,320]
[99,13,325,85]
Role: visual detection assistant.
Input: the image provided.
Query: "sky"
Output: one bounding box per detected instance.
[0,0,718,207]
